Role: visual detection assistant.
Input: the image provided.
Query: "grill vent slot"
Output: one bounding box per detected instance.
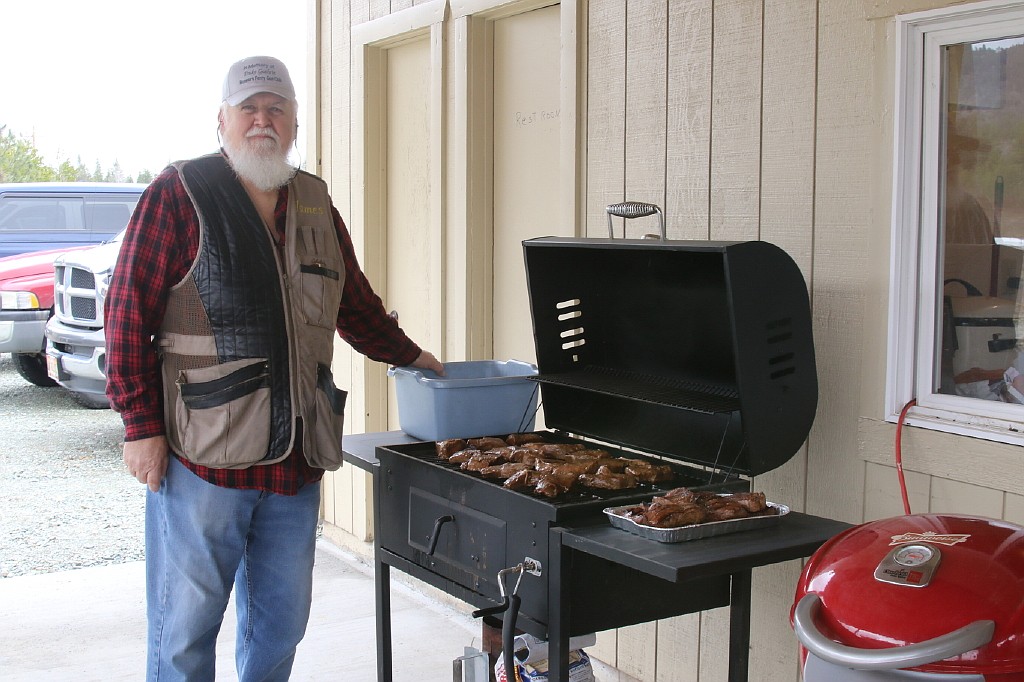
[556,299,586,352]
[766,317,797,379]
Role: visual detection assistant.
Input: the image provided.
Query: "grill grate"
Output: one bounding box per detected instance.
[391,439,715,507]
[531,365,740,415]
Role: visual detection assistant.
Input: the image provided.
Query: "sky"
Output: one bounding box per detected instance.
[3,0,308,180]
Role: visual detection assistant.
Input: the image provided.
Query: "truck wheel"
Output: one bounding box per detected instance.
[70,391,111,410]
[13,353,58,388]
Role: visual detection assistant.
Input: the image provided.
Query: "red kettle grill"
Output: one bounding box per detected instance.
[792,513,1024,681]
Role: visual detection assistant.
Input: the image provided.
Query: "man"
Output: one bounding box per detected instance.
[104,55,443,681]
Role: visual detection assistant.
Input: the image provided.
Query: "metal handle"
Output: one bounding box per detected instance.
[793,593,995,670]
[502,594,522,680]
[605,201,666,240]
[426,514,454,556]
[471,597,509,619]
[471,560,534,618]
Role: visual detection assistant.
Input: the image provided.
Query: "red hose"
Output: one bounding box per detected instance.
[895,399,916,515]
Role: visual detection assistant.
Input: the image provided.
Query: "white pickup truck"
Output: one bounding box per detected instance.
[44,233,124,408]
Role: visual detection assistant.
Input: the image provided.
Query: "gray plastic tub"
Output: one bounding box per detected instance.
[388,359,539,441]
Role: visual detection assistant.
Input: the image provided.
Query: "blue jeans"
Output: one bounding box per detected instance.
[145,456,321,681]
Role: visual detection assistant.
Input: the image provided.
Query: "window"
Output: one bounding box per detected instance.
[83,196,139,231]
[890,1,1024,443]
[0,196,83,231]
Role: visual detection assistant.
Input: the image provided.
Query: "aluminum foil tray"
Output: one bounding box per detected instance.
[603,501,790,543]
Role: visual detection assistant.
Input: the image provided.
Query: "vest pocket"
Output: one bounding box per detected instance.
[173,358,272,468]
[308,363,347,470]
[296,225,344,330]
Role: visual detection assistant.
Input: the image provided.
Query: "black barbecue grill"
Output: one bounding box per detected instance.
[355,237,850,682]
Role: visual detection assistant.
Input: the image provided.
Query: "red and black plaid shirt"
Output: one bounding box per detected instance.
[105,158,421,494]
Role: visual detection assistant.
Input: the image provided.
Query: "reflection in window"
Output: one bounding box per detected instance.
[938,37,1024,403]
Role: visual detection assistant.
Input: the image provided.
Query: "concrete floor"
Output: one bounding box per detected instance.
[0,539,633,681]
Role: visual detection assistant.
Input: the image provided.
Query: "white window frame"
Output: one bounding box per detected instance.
[888,0,1024,444]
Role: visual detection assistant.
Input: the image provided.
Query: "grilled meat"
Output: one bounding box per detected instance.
[432,434,669,497]
[625,462,674,484]
[534,460,598,476]
[482,446,516,460]
[644,499,707,528]
[662,487,716,505]
[479,462,533,479]
[519,443,586,457]
[730,491,767,513]
[579,471,638,490]
[447,449,481,464]
[461,452,507,471]
[623,488,776,528]
[553,449,611,462]
[467,437,507,450]
[502,469,575,498]
[505,433,545,446]
[702,496,749,521]
[436,439,468,459]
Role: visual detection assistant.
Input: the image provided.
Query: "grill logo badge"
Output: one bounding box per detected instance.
[889,531,969,547]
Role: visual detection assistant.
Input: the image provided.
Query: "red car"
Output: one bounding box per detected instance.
[0,245,93,387]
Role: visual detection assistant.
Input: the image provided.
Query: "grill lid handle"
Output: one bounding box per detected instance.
[605,201,666,240]
[793,593,995,670]
[426,514,454,556]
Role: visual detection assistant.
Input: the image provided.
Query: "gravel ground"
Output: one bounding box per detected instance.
[0,353,144,578]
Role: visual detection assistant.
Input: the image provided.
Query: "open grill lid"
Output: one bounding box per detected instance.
[522,237,817,477]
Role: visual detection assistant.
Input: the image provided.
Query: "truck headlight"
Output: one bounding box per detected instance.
[0,291,40,310]
[96,270,114,301]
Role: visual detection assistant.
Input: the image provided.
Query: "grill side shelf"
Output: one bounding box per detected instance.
[530,366,740,415]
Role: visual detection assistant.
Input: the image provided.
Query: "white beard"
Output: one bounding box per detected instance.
[223,131,296,191]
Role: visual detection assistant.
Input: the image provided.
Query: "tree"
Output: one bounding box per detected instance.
[103,159,126,183]
[74,156,91,182]
[0,126,57,182]
[0,123,155,184]
[55,159,78,181]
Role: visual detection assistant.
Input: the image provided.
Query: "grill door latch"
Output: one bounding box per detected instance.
[426,514,455,556]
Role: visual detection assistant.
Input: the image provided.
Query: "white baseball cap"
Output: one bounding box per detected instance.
[222,56,295,106]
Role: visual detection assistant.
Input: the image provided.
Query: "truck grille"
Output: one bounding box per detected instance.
[70,268,95,289]
[54,265,101,324]
[69,297,97,320]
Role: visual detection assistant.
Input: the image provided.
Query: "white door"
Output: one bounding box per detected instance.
[491,4,566,365]
[385,37,433,430]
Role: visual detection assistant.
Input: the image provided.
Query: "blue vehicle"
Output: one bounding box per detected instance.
[0,182,145,260]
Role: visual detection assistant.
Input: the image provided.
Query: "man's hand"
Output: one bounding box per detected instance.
[124,435,169,493]
[410,350,445,376]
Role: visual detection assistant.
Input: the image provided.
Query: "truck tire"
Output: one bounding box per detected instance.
[70,391,111,410]
[13,353,58,388]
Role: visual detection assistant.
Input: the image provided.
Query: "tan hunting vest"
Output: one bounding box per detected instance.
[156,154,347,470]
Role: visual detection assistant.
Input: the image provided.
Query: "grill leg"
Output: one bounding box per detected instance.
[375,553,393,682]
[728,570,752,682]
[548,528,571,682]
[374,463,393,682]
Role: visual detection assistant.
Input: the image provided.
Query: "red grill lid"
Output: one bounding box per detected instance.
[792,514,1024,675]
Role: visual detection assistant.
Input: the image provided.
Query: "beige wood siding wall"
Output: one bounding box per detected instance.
[314,1,1024,680]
